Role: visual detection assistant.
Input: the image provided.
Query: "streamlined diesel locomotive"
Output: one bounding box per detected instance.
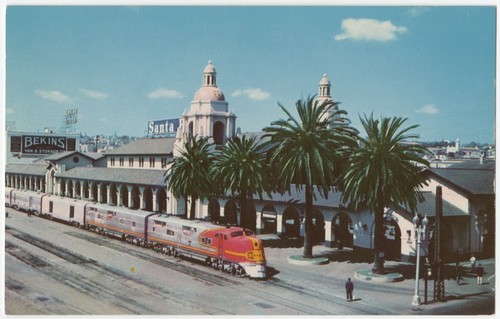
[5,187,267,278]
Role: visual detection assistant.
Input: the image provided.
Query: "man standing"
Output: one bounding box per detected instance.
[476,263,485,285]
[470,255,476,272]
[345,277,354,301]
[455,262,463,285]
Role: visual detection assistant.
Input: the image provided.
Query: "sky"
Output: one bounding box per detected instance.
[3,4,497,144]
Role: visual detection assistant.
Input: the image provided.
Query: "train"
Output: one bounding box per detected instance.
[4,187,267,279]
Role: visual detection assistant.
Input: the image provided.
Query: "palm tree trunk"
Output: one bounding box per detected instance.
[303,182,314,259]
[189,195,197,220]
[239,193,247,228]
[184,197,188,219]
[372,188,386,274]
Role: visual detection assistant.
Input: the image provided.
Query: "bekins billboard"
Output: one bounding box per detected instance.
[10,135,77,154]
[148,118,180,136]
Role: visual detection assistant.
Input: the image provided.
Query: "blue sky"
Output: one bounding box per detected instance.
[4,5,496,144]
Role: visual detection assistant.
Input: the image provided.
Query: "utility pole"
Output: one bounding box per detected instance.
[433,186,445,301]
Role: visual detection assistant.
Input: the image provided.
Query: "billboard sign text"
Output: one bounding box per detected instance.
[148,118,180,136]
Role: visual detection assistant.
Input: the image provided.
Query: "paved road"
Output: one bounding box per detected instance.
[4,208,495,315]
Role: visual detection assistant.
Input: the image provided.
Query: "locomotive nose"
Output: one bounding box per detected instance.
[247,237,266,263]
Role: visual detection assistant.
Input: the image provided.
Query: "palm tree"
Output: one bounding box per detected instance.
[211,135,271,231]
[341,114,429,274]
[263,96,357,258]
[165,135,213,219]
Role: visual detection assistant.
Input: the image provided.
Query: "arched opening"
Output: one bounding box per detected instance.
[100,183,108,204]
[282,207,300,238]
[383,218,402,261]
[260,204,278,234]
[50,170,56,194]
[312,209,325,244]
[131,186,140,209]
[59,179,66,197]
[143,187,153,211]
[157,188,167,213]
[109,183,118,205]
[90,182,98,201]
[66,180,74,198]
[483,202,495,257]
[82,181,89,199]
[188,122,194,138]
[213,121,225,145]
[332,212,354,249]
[224,200,238,225]
[120,184,129,207]
[74,181,81,198]
[242,203,257,232]
[208,197,221,223]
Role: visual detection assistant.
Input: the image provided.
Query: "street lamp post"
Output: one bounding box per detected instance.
[412,214,428,306]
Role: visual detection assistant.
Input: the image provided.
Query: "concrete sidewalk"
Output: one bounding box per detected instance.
[259,234,495,315]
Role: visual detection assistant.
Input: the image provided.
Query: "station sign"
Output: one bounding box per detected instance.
[148,118,180,136]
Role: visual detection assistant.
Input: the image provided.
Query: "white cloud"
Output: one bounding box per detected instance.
[35,90,71,103]
[415,104,439,115]
[148,88,184,99]
[407,7,430,17]
[98,117,110,124]
[79,88,109,100]
[6,107,14,114]
[232,88,271,101]
[335,18,408,42]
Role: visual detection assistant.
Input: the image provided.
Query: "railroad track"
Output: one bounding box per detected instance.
[5,225,235,314]
[5,212,396,315]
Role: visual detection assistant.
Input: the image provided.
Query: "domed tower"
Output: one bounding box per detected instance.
[175,61,236,156]
[317,74,333,106]
[316,74,338,124]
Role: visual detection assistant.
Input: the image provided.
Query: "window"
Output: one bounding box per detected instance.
[161,157,167,168]
[69,206,74,218]
[132,222,136,227]
[139,157,144,167]
[119,157,124,167]
[167,229,175,236]
[129,157,134,167]
[110,157,116,167]
[49,201,53,213]
[149,157,155,168]
[231,231,244,238]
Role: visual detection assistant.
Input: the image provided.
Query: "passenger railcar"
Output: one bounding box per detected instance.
[40,194,87,227]
[5,187,13,208]
[85,203,156,246]
[6,187,44,216]
[5,191,268,278]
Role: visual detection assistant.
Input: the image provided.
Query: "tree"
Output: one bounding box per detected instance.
[341,114,429,274]
[165,135,213,220]
[211,135,270,231]
[263,96,357,258]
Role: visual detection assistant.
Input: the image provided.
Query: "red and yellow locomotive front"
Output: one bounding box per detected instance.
[203,227,267,278]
